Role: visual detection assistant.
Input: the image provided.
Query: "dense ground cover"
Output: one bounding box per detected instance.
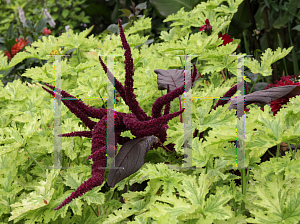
[1,0,300,223]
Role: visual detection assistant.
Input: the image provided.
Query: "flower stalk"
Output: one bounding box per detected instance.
[43,18,197,210]
[18,7,26,28]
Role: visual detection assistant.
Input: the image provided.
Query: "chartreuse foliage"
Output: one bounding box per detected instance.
[0,0,299,222]
[246,151,300,223]
[244,47,294,77]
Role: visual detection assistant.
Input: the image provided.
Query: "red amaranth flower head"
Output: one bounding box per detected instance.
[3,37,29,61]
[43,18,198,211]
[199,19,212,36]
[264,75,300,116]
[42,28,51,35]
[218,32,233,46]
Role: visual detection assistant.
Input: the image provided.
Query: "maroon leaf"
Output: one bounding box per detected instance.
[289,144,300,150]
[154,69,200,91]
[226,85,300,118]
[213,80,248,110]
[107,136,158,188]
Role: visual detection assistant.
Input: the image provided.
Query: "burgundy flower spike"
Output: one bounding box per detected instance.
[43,19,198,210]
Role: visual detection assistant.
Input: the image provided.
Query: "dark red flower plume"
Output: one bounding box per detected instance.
[42,18,198,210]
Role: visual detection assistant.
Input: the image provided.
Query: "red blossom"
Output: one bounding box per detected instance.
[218,32,233,46]
[263,75,300,116]
[199,19,212,35]
[4,37,29,61]
[42,28,51,35]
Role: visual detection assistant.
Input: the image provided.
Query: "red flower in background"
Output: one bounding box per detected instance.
[248,75,300,115]
[199,19,212,35]
[4,37,29,61]
[42,28,51,35]
[263,75,300,116]
[218,32,240,53]
[218,32,233,46]
[199,20,238,49]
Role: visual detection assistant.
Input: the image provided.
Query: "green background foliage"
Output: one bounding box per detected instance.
[0,0,300,223]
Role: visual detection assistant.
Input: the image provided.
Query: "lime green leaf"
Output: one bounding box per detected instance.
[12,113,33,123]
[125,16,151,35]
[0,51,9,71]
[64,169,86,190]
[247,174,300,223]
[160,26,189,42]
[8,170,59,222]
[82,185,105,206]
[244,47,293,77]
[8,51,34,68]
[214,214,248,223]
[75,61,99,73]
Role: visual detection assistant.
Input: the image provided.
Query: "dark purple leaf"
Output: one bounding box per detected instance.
[213,80,247,110]
[154,69,199,91]
[107,135,158,188]
[289,144,300,150]
[226,85,300,118]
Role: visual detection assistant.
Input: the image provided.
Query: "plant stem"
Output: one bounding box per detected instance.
[245,0,261,52]
[157,139,172,152]
[260,1,278,83]
[221,69,226,82]
[234,200,237,216]
[267,149,275,157]
[287,141,294,160]
[249,73,261,94]
[90,205,98,217]
[38,58,44,67]
[240,168,246,215]
[288,22,299,74]
[98,90,107,109]
[77,48,80,64]
[277,31,288,76]
[276,143,280,159]
[242,31,250,56]
[178,96,183,123]
[178,54,184,123]
[24,148,46,174]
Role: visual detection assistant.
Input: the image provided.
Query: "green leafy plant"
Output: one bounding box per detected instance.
[0,0,91,38]
[1,0,300,223]
[229,0,300,84]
